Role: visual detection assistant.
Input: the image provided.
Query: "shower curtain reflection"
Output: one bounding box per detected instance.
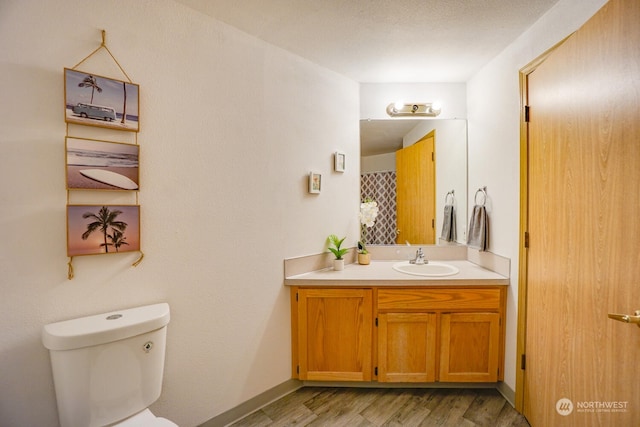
[360,171,397,244]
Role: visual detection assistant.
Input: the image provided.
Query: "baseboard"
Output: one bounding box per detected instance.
[198,379,303,427]
[302,381,501,389]
[496,381,516,407]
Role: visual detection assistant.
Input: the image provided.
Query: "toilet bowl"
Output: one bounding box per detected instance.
[112,409,177,426]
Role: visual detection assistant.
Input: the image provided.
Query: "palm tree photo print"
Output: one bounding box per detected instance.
[67,205,140,256]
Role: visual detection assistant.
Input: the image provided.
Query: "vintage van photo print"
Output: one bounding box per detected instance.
[64,68,140,132]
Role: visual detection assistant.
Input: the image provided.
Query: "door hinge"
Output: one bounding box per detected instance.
[524,232,529,249]
[375,367,378,376]
[296,365,299,374]
[431,152,434,161]
[296,292,298,301]
[432,218,435,228]
[524,105,530,122]
[521,354,526,370]
[375,317,378,327]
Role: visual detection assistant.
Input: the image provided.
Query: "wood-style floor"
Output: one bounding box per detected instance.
[229,387,530,426]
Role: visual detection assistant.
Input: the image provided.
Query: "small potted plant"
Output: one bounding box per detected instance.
[327,234,348,271]
[357,241,370,265]
[357,198,379,265]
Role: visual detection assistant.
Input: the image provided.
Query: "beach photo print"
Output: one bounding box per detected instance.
[64,68,140,132]
[66,137,139,190]
[67,205,140,257]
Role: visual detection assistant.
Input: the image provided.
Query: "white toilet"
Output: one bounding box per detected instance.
[42,303,178,427]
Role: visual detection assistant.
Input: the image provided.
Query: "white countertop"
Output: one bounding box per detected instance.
[284,260,509,286]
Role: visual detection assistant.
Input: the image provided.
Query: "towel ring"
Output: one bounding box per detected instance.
[474,187,487,206]
[445,190,455,205]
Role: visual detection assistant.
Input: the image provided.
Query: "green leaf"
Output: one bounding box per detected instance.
[327,234,348,259]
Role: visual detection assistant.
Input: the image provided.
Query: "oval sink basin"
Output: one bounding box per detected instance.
[392,261,460,277]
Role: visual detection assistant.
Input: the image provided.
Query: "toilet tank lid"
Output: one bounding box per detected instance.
[42,303,170,351]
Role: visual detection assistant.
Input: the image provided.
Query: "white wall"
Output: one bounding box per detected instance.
[0,1,359,426]
[466,0,608,391]
[361,152,395,173]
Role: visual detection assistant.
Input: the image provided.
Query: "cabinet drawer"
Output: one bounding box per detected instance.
[377,288,502,311]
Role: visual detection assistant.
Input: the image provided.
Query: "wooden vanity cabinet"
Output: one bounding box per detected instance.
[439,312,501,382]
[377,312,437,382]
[377,287,505,383]
[291,284,506,384]
[292,288,373,381]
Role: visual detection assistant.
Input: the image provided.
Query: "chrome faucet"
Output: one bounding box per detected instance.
[410,247,427,265]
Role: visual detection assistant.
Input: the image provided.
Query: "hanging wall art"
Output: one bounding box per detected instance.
[64,68,140,132]
[65,30,144,279]
[66,137,139,190]
[334,151,346,172]
[308,171,322,194]
[67,205,141,257]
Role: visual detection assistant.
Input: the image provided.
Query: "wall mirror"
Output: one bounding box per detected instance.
[360,119,467,246]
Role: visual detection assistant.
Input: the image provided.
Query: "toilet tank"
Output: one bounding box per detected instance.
[42,303,170,427]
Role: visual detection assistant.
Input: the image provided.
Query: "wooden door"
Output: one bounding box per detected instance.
[396,132,436,244]
[440,312,500,382]
[377,312,437,382]
[297,288,373,381]
[521,0,640,425]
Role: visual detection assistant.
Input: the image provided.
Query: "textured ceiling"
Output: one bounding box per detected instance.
[174,0,559,83]
[174,0,560,155]
[360,119,423,156]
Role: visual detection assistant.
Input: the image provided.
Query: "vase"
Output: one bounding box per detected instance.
[358,253,371,265]
[333,259,345,271]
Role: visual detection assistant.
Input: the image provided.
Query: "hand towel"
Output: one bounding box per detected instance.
[440,204,457,242]
[467,205,489,251]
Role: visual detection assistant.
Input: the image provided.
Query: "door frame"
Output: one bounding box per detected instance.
[514,35,572,413]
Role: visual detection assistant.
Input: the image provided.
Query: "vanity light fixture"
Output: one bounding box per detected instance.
[386,101,442,117]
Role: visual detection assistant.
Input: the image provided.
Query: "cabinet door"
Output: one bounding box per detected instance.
[378,312,437,382]
[297,288,373,381]
[439,312,500,382]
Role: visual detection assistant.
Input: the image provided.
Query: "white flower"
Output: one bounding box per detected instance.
[359,200,379,228]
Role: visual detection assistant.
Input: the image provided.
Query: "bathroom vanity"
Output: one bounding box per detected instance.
[284,260,508,385]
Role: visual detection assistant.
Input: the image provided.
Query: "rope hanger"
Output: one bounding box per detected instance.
[67,30,143,279]
[72,30,133,83]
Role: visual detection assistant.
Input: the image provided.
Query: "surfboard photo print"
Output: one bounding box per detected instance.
[66,137,139,190]
[67,205,140,257]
